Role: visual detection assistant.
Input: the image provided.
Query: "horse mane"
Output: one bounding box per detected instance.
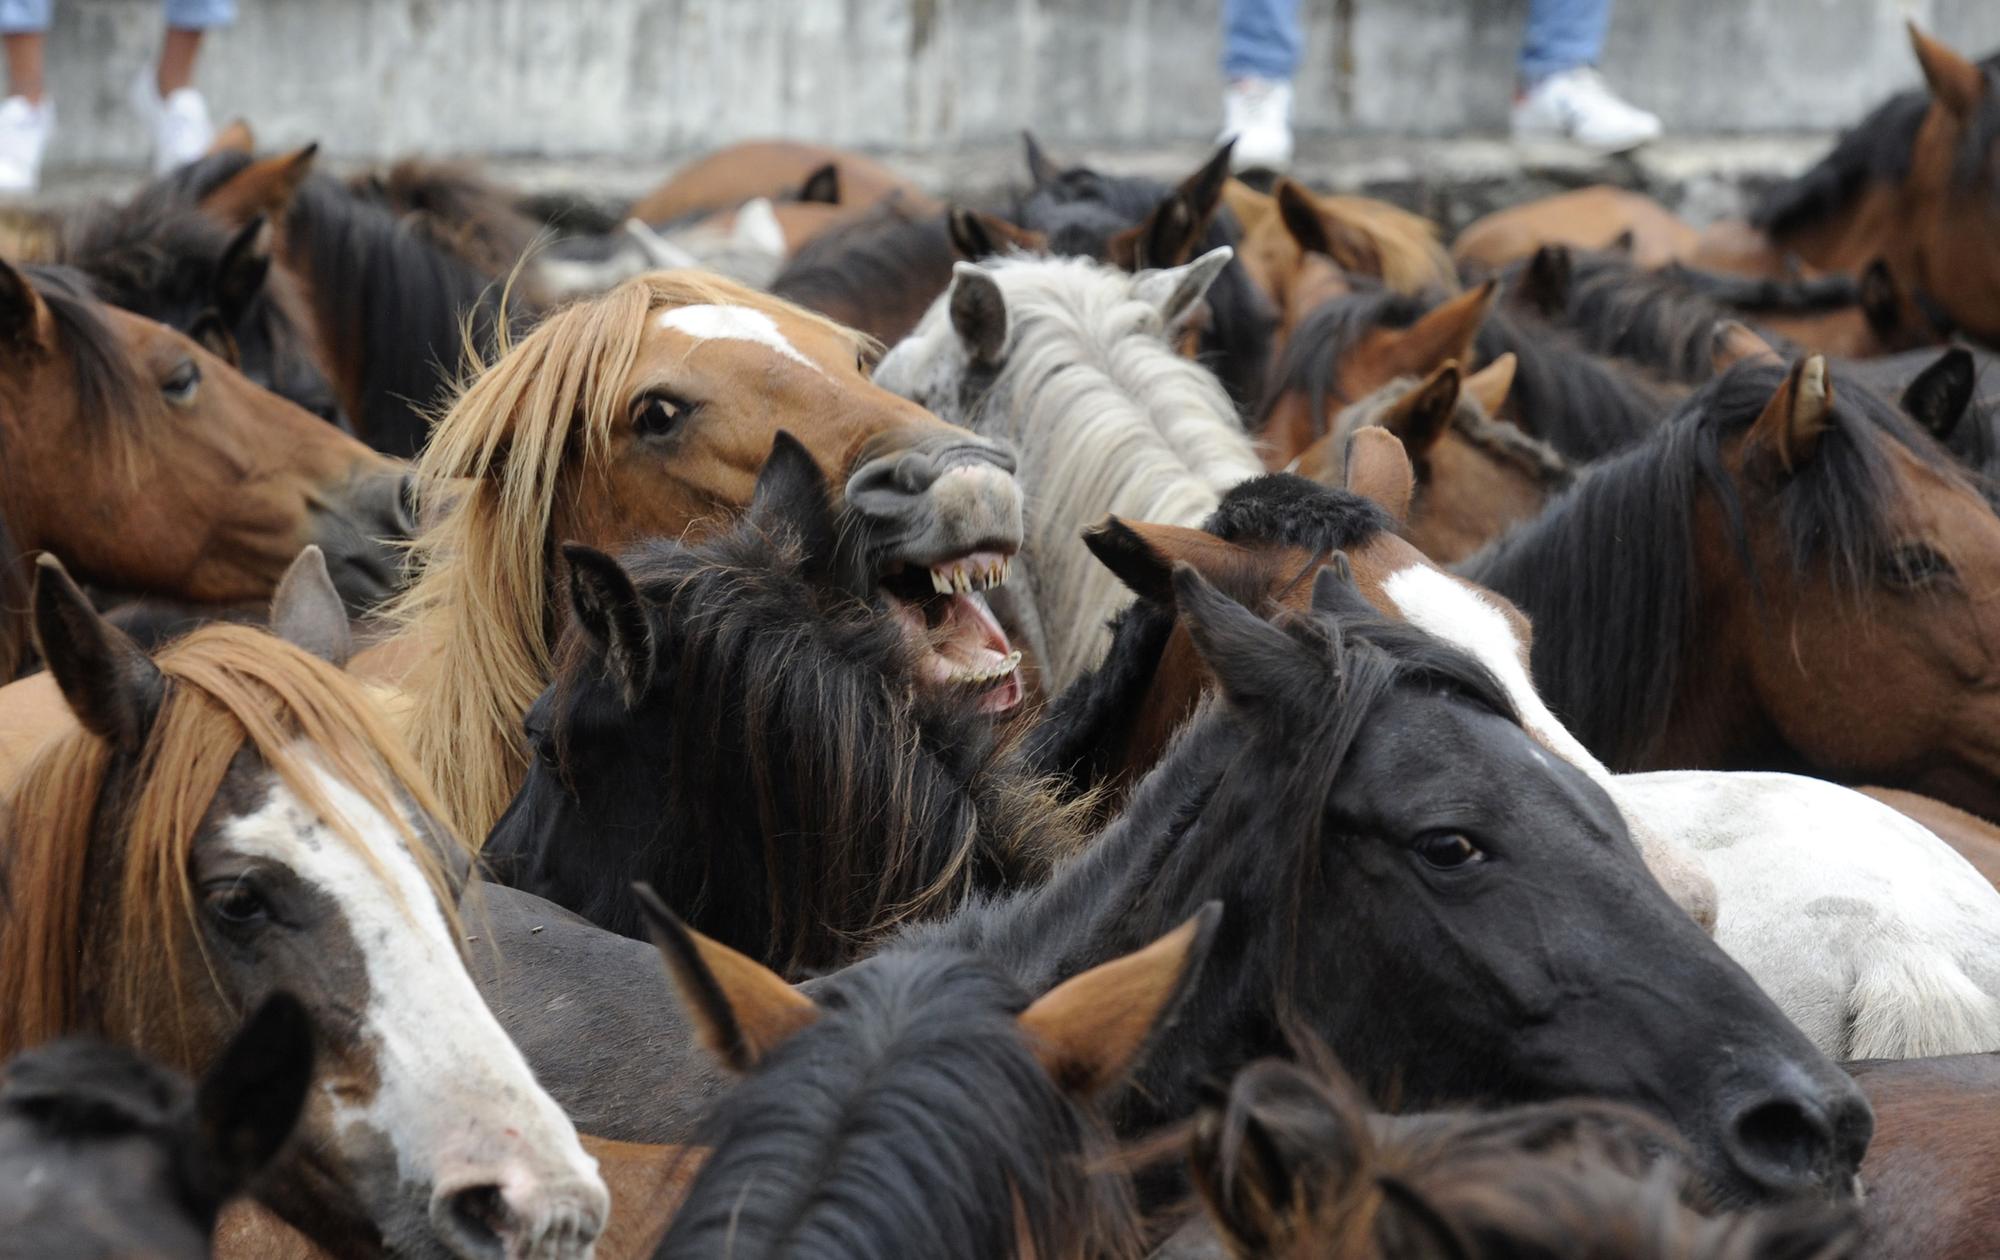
[1462,359,1968,769]
[1252,284,1429,440]
[363,159,544,282]
[1473,306,1678,461]
[768,199,954,341]
[1320,193,1459,294]
[1753,49,2000,237]
[1335,375,1575,491]
[389,269,876,843]
[16,264,157,437]
[1204,471,1398,550]
[0,624,462,1062]
[659,950,1138,1260]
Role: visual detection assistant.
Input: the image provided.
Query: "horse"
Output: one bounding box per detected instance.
[0,260,411,681]
[626,139,941,229]
[872,249,1263,691]
[1463,355,2000,820]
[0,551,609,1257]
[485,434,1075,972]
[769,199,959,346]
[1843,1052,2000,1260]
[1272,356,1573,564]
[643,888,1211,1259]
[1454,184,1703,271]
[1046,452,2000,1061]
[375,268,1024,842]
[0,995,312,1260]
[1183,1057,1859,1260]
[1228,176,1459,311]
[903,557,1871,1206]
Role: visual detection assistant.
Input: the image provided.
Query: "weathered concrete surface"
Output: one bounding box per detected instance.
[26,0,2000,169]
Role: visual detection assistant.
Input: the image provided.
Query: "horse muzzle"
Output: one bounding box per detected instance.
[307,469,419,615]
[844,434,1024,569]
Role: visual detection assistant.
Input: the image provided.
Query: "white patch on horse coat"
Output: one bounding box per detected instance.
[656,304,823,374]
[221,752,608,1246]
[1382,563,2000,1059]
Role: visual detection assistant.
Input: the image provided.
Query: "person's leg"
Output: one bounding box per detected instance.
[1222,0,1301,83]
[155,24,202,95]
[2,33,43,103]
[1518,0,1610,88]
[0,0,52,192]
[137,0,232,173]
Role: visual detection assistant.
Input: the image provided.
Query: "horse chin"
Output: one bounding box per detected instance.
[880,548,1024,718]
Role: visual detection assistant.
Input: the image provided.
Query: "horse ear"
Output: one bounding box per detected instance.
[947,206,1047,261]
[1462,352,1517,415]
[795,162,841,205]
[0,257,49,353]
[1191,1059,1376,1254]
[1275,180,1382,278]
[1744,354,1834,477]
[1083,516,1254,605]
[1133,245,1233,334]
[748,430,838,568]
[1378,361,1460,459]
[561,543,655,708]
[207,118,255,156]
[211,215,273,328]
[1344,426,1416,525]
[1019,902,1219,1097]
[1607,228,1637,255]
[1023,131,1062,188]
[1174,563,1320,712]
[948,262,1009,366]
[1858,258,1905,341]
[1900,346,1975,443]
[1909,22,1986,120]
[189,993,313,1207]
[632,882,817,1074]
[1374,1175,1475,1260]
[1309,557,1372,621]
[31,555,166,754]
[199,141,319,227]
[1518,244,1573,317]
[1377,280,1497,380]
[1112,142,1232,270]
[1711,319,1782,372]
[269,546,352,667]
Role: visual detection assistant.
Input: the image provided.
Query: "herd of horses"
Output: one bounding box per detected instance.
[3,18,2000,1260]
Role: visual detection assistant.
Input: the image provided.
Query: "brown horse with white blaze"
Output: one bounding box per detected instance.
[373,269,1024,842]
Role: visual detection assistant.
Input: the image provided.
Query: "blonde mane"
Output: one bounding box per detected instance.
[0,623,462,1064]
[387,269,871,842]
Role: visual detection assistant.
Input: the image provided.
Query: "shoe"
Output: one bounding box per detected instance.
[1511,67,1662,153]
[130,73,215,175]
[1220,76,1294,171]
[0,96,53,195]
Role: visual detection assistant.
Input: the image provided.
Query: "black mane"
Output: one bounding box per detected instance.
[1753,49,2000,236]
[658,949,1132,1260]
[1462,359,1966,768]
[1252,285,1429,442]
[770,201,956,345]
[1473,305,1679,461]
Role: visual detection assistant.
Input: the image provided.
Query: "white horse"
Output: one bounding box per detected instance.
[874,248,1265,690]
[1381,559,2000,1061]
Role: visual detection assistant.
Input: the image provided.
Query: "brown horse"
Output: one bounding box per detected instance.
[0,261,408,681]
[1278,356,1570,564]
[0,553,608,1257]
[1844,1052,2000,1260]
[627,139,941,228]
[1231,177,1459,314]
[1454,184,1702,272]
[372,269,1024,841]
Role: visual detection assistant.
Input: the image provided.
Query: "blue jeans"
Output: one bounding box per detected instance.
[1222,0,1300,81]
[0,0,236,33]
[1518,0,1611,85]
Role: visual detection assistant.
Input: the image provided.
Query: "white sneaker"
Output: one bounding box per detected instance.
[0,96,53,195]
[130,73,215,175]
[1511,67,1662,153]
[1220,76,1294,171]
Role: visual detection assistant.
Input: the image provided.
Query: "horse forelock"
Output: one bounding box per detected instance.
[0,624,461,1064]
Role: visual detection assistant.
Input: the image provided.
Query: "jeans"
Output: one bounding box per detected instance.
[1518,0,1611,85]
[1221,0,1300,81]
[0,0,236,33]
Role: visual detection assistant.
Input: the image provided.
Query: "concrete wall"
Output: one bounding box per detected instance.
[33,0,2000,169]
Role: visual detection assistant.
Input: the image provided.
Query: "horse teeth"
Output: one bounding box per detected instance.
[955,568,971,594]
[930,567,953,596]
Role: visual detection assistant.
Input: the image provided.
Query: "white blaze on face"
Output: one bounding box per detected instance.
[655,304,826,375]
[220,748,607,1240]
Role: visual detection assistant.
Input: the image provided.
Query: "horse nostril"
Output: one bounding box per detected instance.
[1725,1097,1836,1194]
[434,1183,512,1260]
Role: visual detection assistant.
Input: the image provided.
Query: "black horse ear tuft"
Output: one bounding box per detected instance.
[1023,131,1062,188]
[795,162,841,205]
[1900,346,1975,444]
[1174,563,1318,712]
[562,543,654,708]
[31,555,165,754]
[949,263,1009,366]
[1520,244,1573,317]
[189,993,314,1209]
[269,545,353,667]
[212,214,274,328]
[633,881,818,1074]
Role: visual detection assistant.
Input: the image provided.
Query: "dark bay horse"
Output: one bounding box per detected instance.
[1845,1052,2000,1260]
[1464,355,2000,819]
[373,270,1024,842]
[0,553,608,1258]
[0,995,313,1260]
[0,261,410,680]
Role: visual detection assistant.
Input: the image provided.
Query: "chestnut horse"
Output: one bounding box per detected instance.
[627,139,941,229]
[0,261,409,681]
[374,269,1024,841]
[0,553,607,1258]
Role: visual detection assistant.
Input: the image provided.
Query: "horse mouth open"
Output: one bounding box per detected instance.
[879,548,1024,716]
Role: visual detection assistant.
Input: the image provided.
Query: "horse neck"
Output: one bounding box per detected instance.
[1766,181,1905,276]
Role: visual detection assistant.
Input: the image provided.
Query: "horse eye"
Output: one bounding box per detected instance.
[630,394,687,439]
[203,878,270,928]
[161,360,201,407]
[1886,544,1955,589]
[1415,832,1485,871]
